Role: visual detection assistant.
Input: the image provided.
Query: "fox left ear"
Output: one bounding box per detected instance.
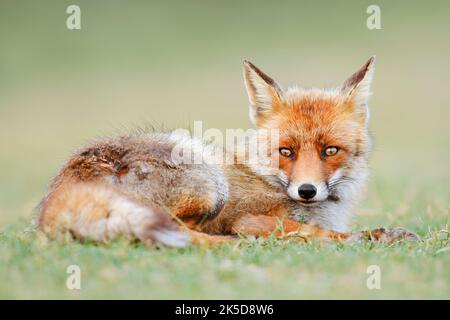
[243,60,284,126]
[341,56,376,125]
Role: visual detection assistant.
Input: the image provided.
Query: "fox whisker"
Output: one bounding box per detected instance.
[327,176,355,190]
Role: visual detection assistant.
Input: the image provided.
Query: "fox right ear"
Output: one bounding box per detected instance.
[341,56,375,108]
[243,60,284,126]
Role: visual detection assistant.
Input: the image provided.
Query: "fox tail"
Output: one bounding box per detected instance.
[38,182,190,247]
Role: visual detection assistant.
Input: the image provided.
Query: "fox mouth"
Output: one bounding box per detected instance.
[298,199,320,206]
[297,193,340,205]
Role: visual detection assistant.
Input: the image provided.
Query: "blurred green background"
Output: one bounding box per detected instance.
[0,0,448,299]
[1,0,448,227]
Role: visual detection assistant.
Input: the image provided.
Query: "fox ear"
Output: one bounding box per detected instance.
[243,60,284,126]
[341,56,376,124]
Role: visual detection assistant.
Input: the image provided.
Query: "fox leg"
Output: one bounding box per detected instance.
[116,159,228,233]
[231,215,418,244]
[231,214,350,242]
[172,192,225,226]
[38,182,189,247]
[187,230,237,245]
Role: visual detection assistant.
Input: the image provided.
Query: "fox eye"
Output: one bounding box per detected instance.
[322,146,339,157]
[279,147,293,158]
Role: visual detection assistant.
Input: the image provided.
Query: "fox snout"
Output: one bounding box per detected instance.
[287,180,329,203]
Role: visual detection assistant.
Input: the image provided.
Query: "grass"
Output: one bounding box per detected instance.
[0,223,448,299]
[1,172,449,299]
[0,0,449,299]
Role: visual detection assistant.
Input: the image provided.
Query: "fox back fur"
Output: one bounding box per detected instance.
[38,57,376,246]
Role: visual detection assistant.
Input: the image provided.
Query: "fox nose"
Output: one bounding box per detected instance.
[298,184,317,200]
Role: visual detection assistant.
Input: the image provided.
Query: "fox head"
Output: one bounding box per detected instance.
[243,57,374,211]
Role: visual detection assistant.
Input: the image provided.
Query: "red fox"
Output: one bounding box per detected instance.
[37,57,418,246]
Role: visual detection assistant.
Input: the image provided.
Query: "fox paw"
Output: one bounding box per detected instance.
[346,227,420,244]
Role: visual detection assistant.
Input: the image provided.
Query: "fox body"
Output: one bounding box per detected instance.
[38,57,418,246]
